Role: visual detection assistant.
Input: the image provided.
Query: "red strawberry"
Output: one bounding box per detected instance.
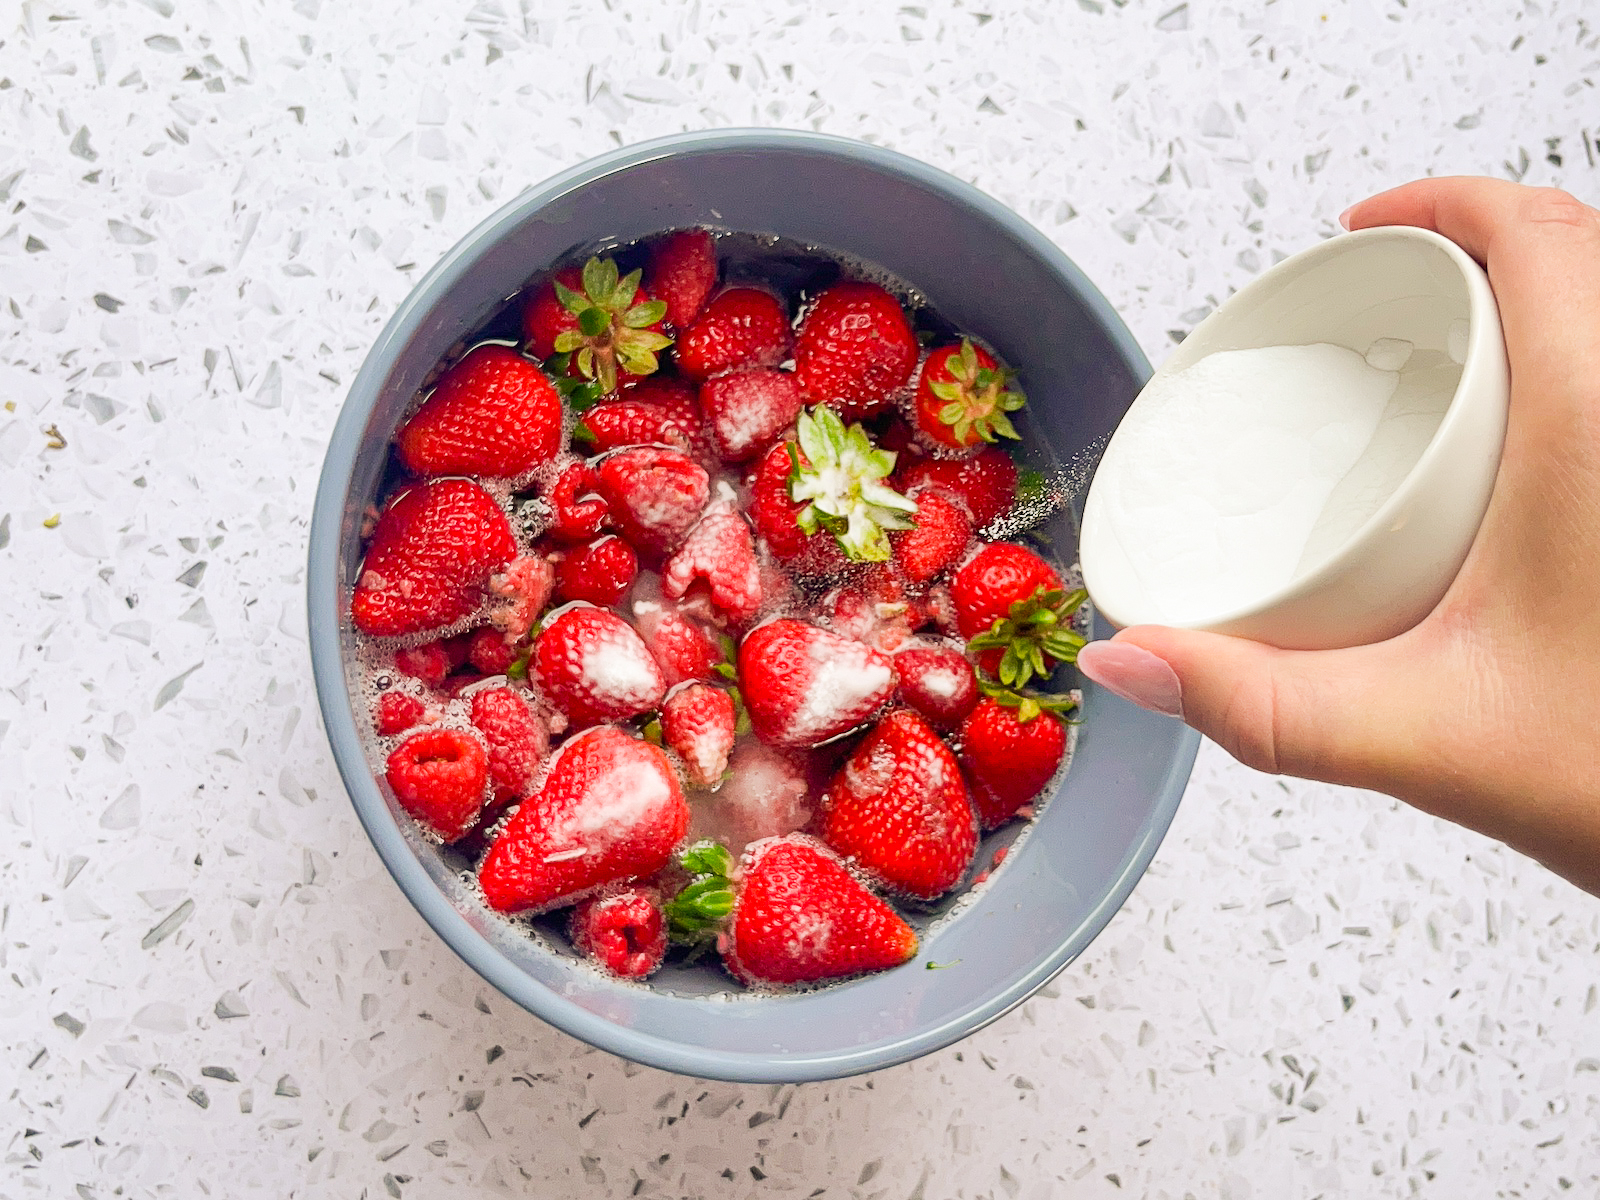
[394,636,467,689]
[675,288,791,382]
[661,508,763,625]
[478,726,688,914]
[646,229,717,332]
[664,837,917,987]
[352,480,518,638]
[469,686,551,809]
[374,689,426,736]
[593,446,710,553]
[543,462,611,543]
[570,885,668,979]
[385,727,488,842]
[534,605,666,726]
[485,555,555,640]
[660,683,737,788]
[737,619,896,748]
[466,626,521,676]
[698,367,802,463]
[794,281,918,420]
[892,487,972,584]
[960,696,1067,829]
[522,259,671,396]
[554,535,639,608]
[894,645,978,729]
[911,339,1025,453]
[950,541,1062,640]
[951,542,1086,689]
[625,374,715,463]
[896,447,1018,532]
[817,708,977,900]
[396,345,563,479]
[576,399,692,454]
[818,569,916,654]
[746,438,850,576]
[632,601,724,688]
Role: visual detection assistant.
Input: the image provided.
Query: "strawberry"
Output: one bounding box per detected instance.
[485,555,555,640]
[960,695,1069,829]
[645,229,718,332]
[593,446,710,553]
[818,569,916,654]
[951,542,1086,688]
[466,626,521,676]
[894,645,978,729]
[891,487,972,584]
[737,619,896,748]
[469,686,551,809]
[396,345,563,479]
[746,438,851,576]
[785,406,916,563]
[522,257,671,396]
[663,838,917,987]
[554,535,639,608]
[699,367,802,463]
[661,508,763,625]
[385,727,488,842]
[660,682,737,788]
[896,447,1018,532]
[794,281,918,420]
[374,689,426,736]
[632,600,724,688]
[478,726,688,914]
[394,636,467,689]
[674,287,791,382]
[570,885,668,979]
[352,480,518,638]
[911,339,1025,453]
[575,399,692,454]
[817,708,978,901]
[543,462,611,543]
[535,604,666,726]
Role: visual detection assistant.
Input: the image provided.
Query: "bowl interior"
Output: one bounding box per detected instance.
[310,130,1199,1082]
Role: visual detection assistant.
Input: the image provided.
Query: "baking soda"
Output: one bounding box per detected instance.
[1083,340,1456,626]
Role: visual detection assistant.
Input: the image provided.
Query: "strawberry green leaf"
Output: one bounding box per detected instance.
[623,299,667,328]
[680,840,734,878]
[788,407,916,563]
[571,421,598,445]
[582,256,617,306]
[553,280,589,316]
[552,330,585,354]
[577,306,610,337]
[613,267,644,310]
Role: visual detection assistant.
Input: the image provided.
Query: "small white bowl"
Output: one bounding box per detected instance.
[1080,225,1510,650]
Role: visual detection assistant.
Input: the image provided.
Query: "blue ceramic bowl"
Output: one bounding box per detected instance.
[308,129,1198,1083]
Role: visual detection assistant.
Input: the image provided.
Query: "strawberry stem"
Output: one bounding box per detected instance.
[663,840,737,944]
[787,407,916,563]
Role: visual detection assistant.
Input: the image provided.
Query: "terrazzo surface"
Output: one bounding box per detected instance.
[4,0,1599,1196]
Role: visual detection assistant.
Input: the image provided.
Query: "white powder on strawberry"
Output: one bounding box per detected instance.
[783,642,893,744]
[583,639,662,705]
[917,667,963,700]
[571,759,674,839]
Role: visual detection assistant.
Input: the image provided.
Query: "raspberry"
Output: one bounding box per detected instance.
[661,509,763,625]
[384,728,488,842]
[555,535,640,608]
[469,687,550,809]
[374,690,426,736]
[569,886,667,979]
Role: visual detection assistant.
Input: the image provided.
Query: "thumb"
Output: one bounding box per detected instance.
[1076,625,1424,787]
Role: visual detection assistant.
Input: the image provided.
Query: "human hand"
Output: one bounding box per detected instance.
[1076,177,1600,897]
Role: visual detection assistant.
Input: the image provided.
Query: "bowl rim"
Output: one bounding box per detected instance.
[308,126,1198,1083]
[1084,224,1504,633]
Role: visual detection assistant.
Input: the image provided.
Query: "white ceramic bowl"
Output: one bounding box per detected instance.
[1080,225,1510,650]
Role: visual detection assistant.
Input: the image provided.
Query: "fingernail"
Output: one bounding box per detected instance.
[1337,205,1354,231]
[1076,642,1184,718]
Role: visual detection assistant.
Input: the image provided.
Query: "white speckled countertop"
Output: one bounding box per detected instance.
[4,1,1599,1196]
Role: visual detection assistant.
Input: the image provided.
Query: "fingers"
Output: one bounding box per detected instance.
[1342,178,1600,388]
[1077,627,1424,789]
